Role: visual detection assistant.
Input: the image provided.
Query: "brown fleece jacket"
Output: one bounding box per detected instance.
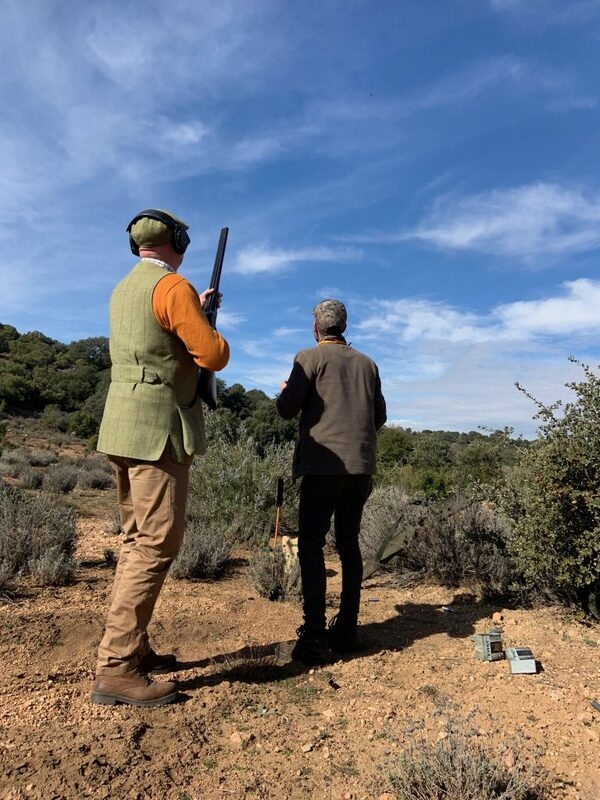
[276,338,387,477]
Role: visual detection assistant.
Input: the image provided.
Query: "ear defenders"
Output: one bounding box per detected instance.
[126,209,191,256]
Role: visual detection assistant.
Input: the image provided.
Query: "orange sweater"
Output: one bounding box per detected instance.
[152,273,230,372]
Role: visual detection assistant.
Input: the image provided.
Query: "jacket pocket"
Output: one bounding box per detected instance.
[177,394,206,456]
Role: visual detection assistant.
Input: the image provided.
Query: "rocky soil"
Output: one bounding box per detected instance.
[1,514,600,800]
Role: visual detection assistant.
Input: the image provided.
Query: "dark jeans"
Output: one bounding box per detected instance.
[298,474,372,631]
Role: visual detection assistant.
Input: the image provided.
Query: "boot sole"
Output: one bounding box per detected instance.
[143,666,177,675]
[290,650,331,665]
[90,690,179,707]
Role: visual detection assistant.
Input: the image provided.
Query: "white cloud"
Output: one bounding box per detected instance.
[232,245,361,275]
[83,2,275,96]
[495,278,600,335]
[158,122,209,147]
[221,279,600,437]
[231,135,286,166]
[273,326,304,337]
[357,278,600,348]
[408,183,600,260]
[215,310,247,330]
[380,347,585,438]
[349,282,600,436]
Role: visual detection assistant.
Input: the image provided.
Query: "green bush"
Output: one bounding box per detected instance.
[503,359,600,613]
[376,462,449,498]
[0,480,78,589]
[67,411,98,439]
[40,404,68,432]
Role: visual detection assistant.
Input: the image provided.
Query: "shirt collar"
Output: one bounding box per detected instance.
[140,257,176,273]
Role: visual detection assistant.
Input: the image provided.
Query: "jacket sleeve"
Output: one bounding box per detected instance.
[152,274,230,371]
[276,356,312,419]
[374,370,387,431]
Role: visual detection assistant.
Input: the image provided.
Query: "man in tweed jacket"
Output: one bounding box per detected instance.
[92,209,229,707]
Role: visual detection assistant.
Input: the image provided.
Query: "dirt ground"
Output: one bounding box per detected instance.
[1,513,600,800]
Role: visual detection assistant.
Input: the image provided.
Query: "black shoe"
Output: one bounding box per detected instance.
[328,614,362,654]
[291,625,331,665]
[138,649,178,674]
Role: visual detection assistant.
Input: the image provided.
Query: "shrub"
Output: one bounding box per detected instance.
[0,480,78,589]
[376,463,449,498]
[187,437,298,546]
[360,485,415,566]
[106,509,122,535]
[29,548,76,586]
[77,468,114,490]
[26,448,58,467]
[503,359,600,613]
[18,466,44,490]
[73,453,113,473]
[386,727,544,800]
[171,518,233,580]
[362,486,514,596]
[44,462,78,493]
[248,546,301,601]
[67,411,98,439]
[0,449,30,479]
[40,404,68,432]
[405,494,514,596]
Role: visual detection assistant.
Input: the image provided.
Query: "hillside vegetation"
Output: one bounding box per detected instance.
[1,320,599,617]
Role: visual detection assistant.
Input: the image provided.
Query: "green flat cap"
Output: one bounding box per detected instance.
[129,210,189,249]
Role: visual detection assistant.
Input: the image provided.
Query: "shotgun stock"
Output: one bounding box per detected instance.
[197,226,229,410]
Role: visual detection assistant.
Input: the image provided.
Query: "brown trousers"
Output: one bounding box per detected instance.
[96,443,189,675]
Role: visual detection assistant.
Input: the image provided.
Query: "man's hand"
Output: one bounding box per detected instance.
[198,288,223,309]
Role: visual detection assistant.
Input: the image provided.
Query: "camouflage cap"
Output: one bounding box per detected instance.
[313,299,347,333]
[129,210,189,249]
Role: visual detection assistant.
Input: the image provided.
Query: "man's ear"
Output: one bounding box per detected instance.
[313,320,320,341]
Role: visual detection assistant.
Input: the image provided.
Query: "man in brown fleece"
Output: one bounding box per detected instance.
[276,299,386,664]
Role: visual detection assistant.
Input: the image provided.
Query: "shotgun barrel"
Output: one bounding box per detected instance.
[197,227,229,409]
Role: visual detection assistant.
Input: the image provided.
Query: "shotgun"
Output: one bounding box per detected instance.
[197,226,229,410]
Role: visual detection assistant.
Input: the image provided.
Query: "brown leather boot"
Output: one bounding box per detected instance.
[91,671,179,707]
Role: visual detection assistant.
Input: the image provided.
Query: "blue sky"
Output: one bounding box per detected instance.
[2,0,600,437]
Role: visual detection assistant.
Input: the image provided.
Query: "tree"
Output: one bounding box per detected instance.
[409,431,452,472]
[377,426,414,467]
[243,399,298,454]
[63,337,110,370]
[453,438,504,487]
[0,324,19,354]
